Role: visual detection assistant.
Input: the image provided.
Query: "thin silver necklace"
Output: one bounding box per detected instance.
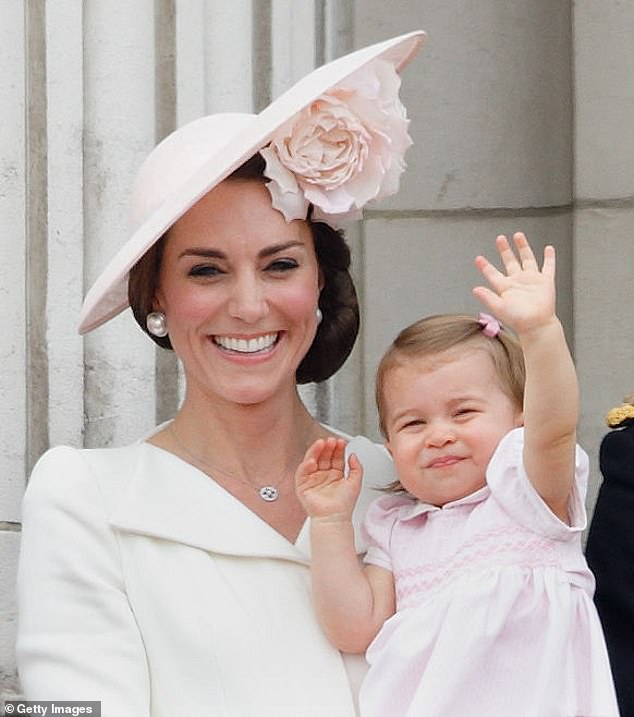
[169,422,293,502]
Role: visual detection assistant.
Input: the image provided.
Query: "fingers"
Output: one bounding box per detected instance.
[473,251,507,298]
[295,439,363,522]
[317,437,346,472]
[473,232,558,334]
[541,243,556,279]
[471,284,503,315]
[295,437,348,491]
[495,234,521,274]
[497,232,540,273]
[347,452,364,484]
[476,232,555,280]
[301,437,345,470]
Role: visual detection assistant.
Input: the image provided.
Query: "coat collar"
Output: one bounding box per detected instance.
[107,435,391,565]
[108,443,311,564]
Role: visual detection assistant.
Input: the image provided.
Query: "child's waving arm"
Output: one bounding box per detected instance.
[473,233,578,523]
[296,438,395,652]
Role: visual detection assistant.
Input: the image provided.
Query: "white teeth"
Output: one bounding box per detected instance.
[214,333,278,353]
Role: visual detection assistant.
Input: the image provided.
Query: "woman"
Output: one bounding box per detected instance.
[16,31,425,717]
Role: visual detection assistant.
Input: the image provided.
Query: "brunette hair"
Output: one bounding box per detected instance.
[128,154,359,384]
[376,313,525,438]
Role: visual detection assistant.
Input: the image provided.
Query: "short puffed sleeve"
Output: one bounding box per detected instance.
[486,427,588,539]
[362,494,414,572]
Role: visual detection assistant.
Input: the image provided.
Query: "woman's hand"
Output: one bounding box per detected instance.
[295,437,362,522]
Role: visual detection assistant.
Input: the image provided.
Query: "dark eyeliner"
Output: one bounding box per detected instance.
[188,264,222,277]
[268,258,299,271]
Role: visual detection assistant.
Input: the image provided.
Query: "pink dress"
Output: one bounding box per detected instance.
[360,428,619,717]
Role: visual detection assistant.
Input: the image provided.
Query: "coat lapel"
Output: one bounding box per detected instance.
[106,434,394,564]
[108,443,310,564]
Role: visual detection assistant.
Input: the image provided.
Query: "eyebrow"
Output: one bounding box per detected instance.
[446,395,485,407]
[389,396,486,422]
[178,240,306,260]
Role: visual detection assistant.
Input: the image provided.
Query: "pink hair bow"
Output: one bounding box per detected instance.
[477,312,501,338]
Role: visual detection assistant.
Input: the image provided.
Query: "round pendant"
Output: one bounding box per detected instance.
[259,486,279,502]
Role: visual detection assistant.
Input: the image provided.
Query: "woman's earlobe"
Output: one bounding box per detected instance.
[152,289,164,313]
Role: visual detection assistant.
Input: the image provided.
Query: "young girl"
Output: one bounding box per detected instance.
[295,233,619,716]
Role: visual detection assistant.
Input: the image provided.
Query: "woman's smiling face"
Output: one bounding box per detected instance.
[155,179,322,406]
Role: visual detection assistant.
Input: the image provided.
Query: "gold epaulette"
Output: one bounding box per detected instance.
[606,399,634,427]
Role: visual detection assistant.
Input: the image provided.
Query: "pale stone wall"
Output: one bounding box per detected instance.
[1,1,27,698]
[573,0,634,513]
[354,1,574,438]
[2,0,633,699]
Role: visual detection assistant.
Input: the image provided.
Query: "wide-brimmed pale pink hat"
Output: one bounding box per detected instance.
[78,30,426,334]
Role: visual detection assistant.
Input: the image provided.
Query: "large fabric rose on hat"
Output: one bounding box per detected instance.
[261,59,412,226]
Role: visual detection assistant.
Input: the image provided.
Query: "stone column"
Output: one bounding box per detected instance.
[82,0,158,447]
[0,0,27,699]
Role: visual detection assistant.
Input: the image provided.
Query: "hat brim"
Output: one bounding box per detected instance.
[78,30,426,334]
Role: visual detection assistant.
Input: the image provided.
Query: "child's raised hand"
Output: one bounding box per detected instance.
[473,232,556,335]
[295,437,363,522]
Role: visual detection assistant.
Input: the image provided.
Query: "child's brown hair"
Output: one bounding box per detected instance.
[376,313,526,440]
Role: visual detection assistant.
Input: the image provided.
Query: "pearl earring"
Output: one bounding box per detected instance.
[316,308,323,325]
[146,311,168,338]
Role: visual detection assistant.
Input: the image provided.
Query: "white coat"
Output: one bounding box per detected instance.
[16,433,394,717]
